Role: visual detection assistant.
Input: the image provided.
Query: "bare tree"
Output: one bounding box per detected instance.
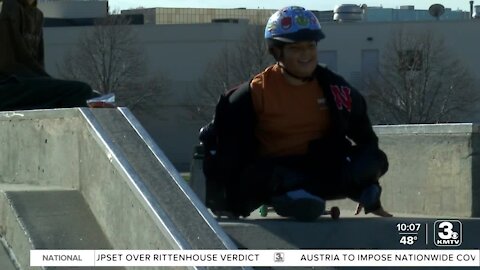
[115,73,170,115]
[58,15,169,116]
[188,24,273,122]
[366,28,477,124]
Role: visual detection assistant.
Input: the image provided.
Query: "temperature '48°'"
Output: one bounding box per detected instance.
[400,235,418,245]
[397,223,421,246]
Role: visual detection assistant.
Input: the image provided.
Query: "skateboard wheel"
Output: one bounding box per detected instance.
[330,206,340,219]
[259,205,268,217]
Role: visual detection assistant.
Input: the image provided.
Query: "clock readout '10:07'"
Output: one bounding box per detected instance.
[397,223,421,232]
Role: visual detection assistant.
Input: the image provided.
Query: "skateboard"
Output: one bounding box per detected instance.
[259,204,340,220]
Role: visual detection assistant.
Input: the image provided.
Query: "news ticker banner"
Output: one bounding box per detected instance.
[31,249,480,267]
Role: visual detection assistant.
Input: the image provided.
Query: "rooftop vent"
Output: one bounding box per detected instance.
[428,4,445,20]
[333,4,363,22]
[474,5,480,18]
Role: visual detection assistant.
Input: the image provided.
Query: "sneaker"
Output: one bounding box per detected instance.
[271,189,325,222]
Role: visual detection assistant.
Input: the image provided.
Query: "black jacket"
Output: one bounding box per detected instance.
[200,65,387,188]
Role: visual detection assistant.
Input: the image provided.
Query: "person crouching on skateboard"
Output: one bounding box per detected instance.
[200,6,392,221]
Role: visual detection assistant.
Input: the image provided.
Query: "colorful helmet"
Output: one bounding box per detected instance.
[265,6,325,43]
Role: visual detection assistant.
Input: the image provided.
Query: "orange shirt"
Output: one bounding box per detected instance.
[250,64,331,157]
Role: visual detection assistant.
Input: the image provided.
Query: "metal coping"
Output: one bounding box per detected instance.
[79,108,193,251]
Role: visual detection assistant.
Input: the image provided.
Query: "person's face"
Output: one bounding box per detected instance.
[279,41,318,77]
[26,0,35,6]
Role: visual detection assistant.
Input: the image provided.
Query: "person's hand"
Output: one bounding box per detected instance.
[355,203,393,217]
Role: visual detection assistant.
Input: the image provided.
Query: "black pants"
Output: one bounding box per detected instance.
[0,75,94,110]
[226,146,388,217]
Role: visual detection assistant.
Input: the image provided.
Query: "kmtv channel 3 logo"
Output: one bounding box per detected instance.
[434,220,462,247]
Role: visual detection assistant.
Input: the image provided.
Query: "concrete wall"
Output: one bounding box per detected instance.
[43,20,480,169]
[328,124,480,217]
[0,110,83,188]
[377,124,480,217]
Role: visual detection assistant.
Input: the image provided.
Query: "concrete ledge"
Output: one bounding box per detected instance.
[373,123,480,217]
[374,123,480,135]
[0,109,83,188]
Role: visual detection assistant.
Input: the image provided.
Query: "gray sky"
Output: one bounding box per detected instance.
[108,0,473,12]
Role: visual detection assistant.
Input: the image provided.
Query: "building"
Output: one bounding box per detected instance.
[2,2,474,23]
[121,5,472,25]
[121,7,275,25]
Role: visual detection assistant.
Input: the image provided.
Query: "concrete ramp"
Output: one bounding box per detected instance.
[0,108,237,270]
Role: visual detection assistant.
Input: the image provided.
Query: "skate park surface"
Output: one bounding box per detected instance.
[0,108,479,270]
